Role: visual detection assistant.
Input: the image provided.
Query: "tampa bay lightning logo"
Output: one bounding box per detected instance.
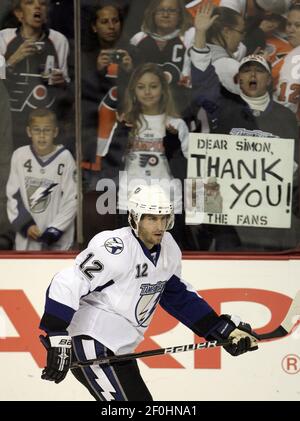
[135,281,167,327]
[104,237,124,255]
[27,179,58,213]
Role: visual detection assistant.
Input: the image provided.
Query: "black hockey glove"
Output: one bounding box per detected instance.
[39,227,63,245]
[40,335,72,383]
[210,314,259,356]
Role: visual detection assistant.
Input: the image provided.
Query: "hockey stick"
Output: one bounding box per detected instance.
[70,290,300,368]
[257,289,300,340]
[70,339,231,368]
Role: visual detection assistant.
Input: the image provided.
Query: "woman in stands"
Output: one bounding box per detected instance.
[130,0,194,113]
[81,0,134,178]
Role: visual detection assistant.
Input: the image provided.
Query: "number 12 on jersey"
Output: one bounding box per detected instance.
[79,253,104,280]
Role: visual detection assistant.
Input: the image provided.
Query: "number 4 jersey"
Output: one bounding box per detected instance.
[6,145,77,250]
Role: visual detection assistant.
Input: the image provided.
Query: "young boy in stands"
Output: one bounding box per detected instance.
[6,108,77,250]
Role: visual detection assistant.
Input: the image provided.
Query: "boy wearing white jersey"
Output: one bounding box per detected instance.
[6,108,77,250]
[39,184,258,401]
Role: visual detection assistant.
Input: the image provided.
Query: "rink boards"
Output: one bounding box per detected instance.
[0,254,299,401]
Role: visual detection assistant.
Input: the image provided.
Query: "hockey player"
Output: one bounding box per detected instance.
[39,184,258,401]
[6,108,77,250]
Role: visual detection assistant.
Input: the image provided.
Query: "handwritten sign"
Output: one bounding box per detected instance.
[186,133,295,228]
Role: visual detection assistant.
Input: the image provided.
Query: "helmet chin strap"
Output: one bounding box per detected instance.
[134,223,140,239]
[128,212,141,237]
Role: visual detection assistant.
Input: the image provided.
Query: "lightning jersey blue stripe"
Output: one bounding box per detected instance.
[44,288,76,324]
[160,275,214,328]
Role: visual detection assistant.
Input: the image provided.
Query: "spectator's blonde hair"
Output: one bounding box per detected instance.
[123,63,178,137]
[28,108,57,126]
[142,0,192,36]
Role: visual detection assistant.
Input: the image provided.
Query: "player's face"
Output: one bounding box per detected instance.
[238,63,271,97]
[286,10,300,48]
[135,72,162,114]
[27,116,58,156]
[138,214,168,249]
[154,0,180,35]
[92,6,121,45]
[14,0,48,30]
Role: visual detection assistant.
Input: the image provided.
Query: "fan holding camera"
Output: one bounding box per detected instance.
[81,2,137,182]
[96,48,133,74]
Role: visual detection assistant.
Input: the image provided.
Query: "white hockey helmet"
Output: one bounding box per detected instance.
[128,184,174,236]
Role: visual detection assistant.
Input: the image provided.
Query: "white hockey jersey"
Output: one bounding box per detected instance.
[41,227,215,354]
[273,46,300,121]
[6,145,77,250]
[118,114,189,212]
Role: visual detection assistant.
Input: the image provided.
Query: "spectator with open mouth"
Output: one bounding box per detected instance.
[0,0,70,150]
[188,2,299,251]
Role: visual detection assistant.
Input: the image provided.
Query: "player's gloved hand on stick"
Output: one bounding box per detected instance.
[40,334,72,383]
[210,314,259,356]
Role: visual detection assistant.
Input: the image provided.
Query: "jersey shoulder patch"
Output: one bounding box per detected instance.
[88,227,131,256]
[104,237,124,255]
